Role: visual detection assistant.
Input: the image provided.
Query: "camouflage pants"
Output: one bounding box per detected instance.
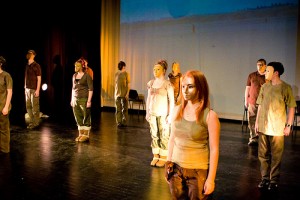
[25,88,40,125]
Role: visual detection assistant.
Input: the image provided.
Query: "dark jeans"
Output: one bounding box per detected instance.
[169,163,211,200]
[258,134,284,184]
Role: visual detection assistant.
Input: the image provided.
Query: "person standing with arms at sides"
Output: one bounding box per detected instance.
[24,50,41,129]
[146,59,174,167]
[244,58,266,146]
[168,62,182,104]
[115,61,130,127]
[80,57,93,80]
[71,59,93,142]
[255,62,296,191]
[0,56,13,154]
[165,70,220,200]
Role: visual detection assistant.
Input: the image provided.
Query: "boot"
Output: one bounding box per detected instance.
[150,154,159,167]
[75,130,84,142]
[156,156,167,168]
[79,130,90,142]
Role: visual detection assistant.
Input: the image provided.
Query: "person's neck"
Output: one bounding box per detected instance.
[271,77,282,85]
[28,59,34,65]
[0,69,3,73]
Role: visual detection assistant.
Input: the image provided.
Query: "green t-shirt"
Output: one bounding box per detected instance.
[256,81,296,136]
[0,71,13,111]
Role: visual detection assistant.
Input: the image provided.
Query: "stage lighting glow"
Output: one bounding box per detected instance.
[42,83,48,91]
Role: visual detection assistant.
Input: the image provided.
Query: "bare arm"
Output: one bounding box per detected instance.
[87,91,93,108]
[145,87,151,121]
[255,105,261,134]
[35,76,41,97]
[204,110,220,195]
[2,88,12,115]
[167,85,175,123]
[244,86,250,107]
[284,107,295,136]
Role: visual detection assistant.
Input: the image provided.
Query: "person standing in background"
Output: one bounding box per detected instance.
[0,56,13,154]
[146,59,174,167]
[168,62,182,104]
[255,62,296,191]
[24,50,41,129]
[115,61,130,127]
[71,59,93,142]
[244,58,266,146]
[165,70,220,200]
[80,57,94,80]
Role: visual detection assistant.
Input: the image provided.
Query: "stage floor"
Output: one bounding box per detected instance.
[1,111,300,200]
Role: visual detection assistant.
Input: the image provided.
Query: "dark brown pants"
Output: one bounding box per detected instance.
[168,163,212,200]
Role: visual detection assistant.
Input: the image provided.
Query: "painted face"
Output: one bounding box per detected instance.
[265,66,274,81]
[74,62,82,72]
[257,62,266,74]
[153,64,164,78]
[26,53,33,60]
[172,63,180,74]
[181,76,198,102]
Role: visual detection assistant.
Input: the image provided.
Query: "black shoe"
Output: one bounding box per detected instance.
[268,183,278,191]
[258,179,270,189]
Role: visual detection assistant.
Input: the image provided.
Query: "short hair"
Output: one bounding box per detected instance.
[0,56,6,65]
[267,61,284,76]
[118,61,126,70]
[257,58,266,65]
[28,49,36,55]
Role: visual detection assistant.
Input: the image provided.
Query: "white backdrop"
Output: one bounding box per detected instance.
[120,4,299,120]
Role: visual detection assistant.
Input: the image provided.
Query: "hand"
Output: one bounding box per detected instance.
[145,113,150,122]
[284,126,291,136]
[87,101,92,108]
[2,107,8,115]
[203,180,215,195]
[34,90,40,97]
[164,161,173,183]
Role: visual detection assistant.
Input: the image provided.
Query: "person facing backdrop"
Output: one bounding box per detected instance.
[146,59,175,168]
[244,58,266,146]
[255,62,296,192]
[168,62,182,104]
[0,56,13,154]
[114,61,130,127]
[71,59,93,142]
[24,50,41,129]
[165,70,220,200]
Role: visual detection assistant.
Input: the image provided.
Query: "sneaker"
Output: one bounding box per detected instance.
[258,179,270,189]
[268,183,278,191]
[248,140,258,146]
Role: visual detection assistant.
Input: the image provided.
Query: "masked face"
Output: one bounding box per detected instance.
[265,66,274,81]
[153,64,164,78]
[182,76,198,102]
[257,62,266,74]
[172,63,180,74]
[74,62,82,72]
[26,53,33,60]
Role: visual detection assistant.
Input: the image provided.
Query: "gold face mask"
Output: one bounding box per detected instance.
[257,62,266,74]
[265,66,274,81]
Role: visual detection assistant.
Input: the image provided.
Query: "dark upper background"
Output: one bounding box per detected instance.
[0,1,102,125]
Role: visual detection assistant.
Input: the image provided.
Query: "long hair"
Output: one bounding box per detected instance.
[175,70,210,124]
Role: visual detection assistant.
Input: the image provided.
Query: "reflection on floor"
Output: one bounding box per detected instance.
[1,111,300,200]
